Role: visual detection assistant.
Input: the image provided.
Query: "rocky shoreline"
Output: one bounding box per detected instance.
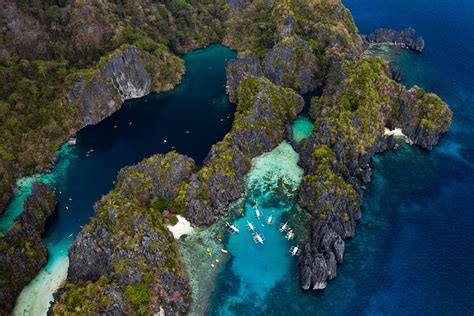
[364,28,425,52]
[0,183,57,314]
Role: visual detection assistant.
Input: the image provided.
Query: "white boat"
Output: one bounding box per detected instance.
[220,248,228,253]
[289,246,301,256]
[67,138,76,146]
[279,222,289,233]
[252,232,265,245]
[255,208,262,219]
[247,220,255,231]
[226,222,240,233]
[285,229,295,240]
[266,215,273,225]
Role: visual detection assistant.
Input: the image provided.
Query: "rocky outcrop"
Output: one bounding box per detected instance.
[297,56,451,290]
[364,28,425,52]
[226,56,262,104]
[389,61,402,82]
[0,183,56,315]
[263,36,321,94]
[53,152,194,315]
[185,77,304,225]
[68,45,184,128]
[390,86,452,150]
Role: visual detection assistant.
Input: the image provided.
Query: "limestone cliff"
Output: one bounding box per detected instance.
[297,57,451,290]
[68,45,184,128]
[0,183,56,314]
[364,28,425,52]
[52,153,194,315]
[184,77,304,226]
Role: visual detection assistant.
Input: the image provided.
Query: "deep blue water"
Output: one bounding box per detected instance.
[44,44,236,244]
[209,1,474,314]
[0,44,236,314]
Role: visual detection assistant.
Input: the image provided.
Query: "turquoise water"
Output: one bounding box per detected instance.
[291,116,313,143]
[209,1,474,314]
[210,141,304,315]
[0,145,77,233]
[1,44,236,314]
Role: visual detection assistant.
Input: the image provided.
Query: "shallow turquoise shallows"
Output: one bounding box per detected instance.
[291,115,313,142]
[210,141,304,315]
[208,0,474,314]
[2,44,236,316]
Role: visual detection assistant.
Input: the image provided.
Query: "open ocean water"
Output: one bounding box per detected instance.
[209,0,474,314]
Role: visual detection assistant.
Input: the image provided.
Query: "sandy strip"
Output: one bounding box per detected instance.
[384,127,414,144]
[384,127,406,137]
[13,256,69,316]
[167,215,193,239]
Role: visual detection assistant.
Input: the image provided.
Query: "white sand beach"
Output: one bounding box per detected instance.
[13,255,69,316]
[167,215,193,239]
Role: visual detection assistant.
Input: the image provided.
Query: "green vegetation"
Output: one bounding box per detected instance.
[0,0,230,212]
[311,57,394,163]
[53,152,193,313]
[52,277,114,315]
[412,86,452,133]
[176,77,303,222]
[225,0,360,66]
[123,283,150,312]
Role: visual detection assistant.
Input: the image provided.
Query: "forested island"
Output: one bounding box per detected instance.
[0,0,451,314]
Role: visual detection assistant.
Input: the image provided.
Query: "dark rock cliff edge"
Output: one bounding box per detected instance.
[364,27,425,52]
[0,183,57,314]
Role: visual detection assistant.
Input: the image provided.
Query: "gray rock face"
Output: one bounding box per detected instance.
[186,77,304,226]
[0,183,56,315]
[64,152,194,314]
[226,56,262,104]
[276,15,297,40]
[226,0,252,10]
[365,27,425,52]
[67,46,153,128]
[263,36,320,94]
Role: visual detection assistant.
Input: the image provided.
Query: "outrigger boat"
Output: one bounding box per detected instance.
[252,232,265,245]
[266,215,273,225]
[226,222,240,233]
[254,208,262,219]
[289,245,301,256]
[247,220,255,231]
[279,222,289,233]
[285,229,295,240]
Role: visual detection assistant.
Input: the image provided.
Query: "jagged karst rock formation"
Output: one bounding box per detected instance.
[263,36,320,94]
[296,57,451,290]
[183,77,304,226]
[68,45,184,128]
[365,27,425,52]
[52,153,194,315]
[0,183,56,314]
[0,0,228,214]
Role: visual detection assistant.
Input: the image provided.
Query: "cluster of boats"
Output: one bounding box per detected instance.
[225,204,301,256]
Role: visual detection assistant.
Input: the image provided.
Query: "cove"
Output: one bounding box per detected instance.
[1,44,236,315]
[206,1,474,314]
[204,114,312,314]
